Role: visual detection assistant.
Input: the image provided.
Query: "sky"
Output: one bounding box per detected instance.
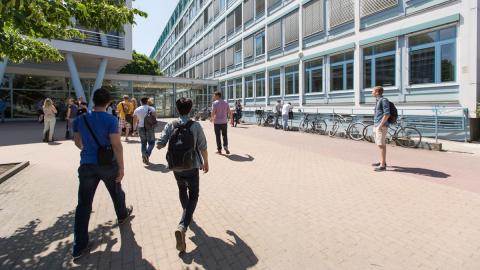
[132,0,178,57]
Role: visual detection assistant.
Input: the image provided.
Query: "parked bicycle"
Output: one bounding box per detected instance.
[363,117,422,148]
[328,113,366,141]
[255,110,274,127]
[299,112,327,134]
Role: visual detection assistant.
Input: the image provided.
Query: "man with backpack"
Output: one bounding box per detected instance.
[372,86,397,172]
[72,87,133,260]
[116,95,134,141]
[133,97,157,165]
[156,97,209,253]
[211,91,231,155]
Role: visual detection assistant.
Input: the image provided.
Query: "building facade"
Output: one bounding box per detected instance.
[151,0,480,139]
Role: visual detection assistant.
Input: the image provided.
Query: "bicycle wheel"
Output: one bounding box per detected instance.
[299,120,309,132]
[348,123,365,141]
[312,120,327,135]
[395,127,422,148]
[328,121,339,137]
[363,124,375,143]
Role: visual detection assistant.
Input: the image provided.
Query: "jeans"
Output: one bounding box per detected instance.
[73,163,128,254]
[139,127,155,157]
[174,168,199,230]
[274,113,281,129]
[282,114,289,130]
[43,117,56,140]
[214,123,228,151]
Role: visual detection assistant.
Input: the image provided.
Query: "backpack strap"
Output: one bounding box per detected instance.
[82,115,102,147]
[185,120,194,129]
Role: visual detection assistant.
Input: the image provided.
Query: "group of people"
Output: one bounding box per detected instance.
[273,100,293,131]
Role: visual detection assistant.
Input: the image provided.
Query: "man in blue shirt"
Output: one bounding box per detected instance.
[72,87,133,260]
[372,86,391,172]
[157,97,209,253]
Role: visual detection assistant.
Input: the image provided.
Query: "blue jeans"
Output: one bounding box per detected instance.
[214,123,228,151]
[174,168,199,230]
[139,127,155,157]
[73,163,128,254]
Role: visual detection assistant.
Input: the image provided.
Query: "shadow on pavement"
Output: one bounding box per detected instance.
[180,221,258,269]
[390,166,450,179]
[0,211,154,270]
[225,154,254,162]
[145,163,170,173]
[0,121,70,147]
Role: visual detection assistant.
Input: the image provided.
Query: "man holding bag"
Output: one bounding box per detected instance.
[72,88,133,260]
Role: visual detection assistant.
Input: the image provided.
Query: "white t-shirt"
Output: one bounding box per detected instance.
[133,105,155,128]
[282,104,291,115]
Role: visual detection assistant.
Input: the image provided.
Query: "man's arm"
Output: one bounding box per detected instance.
[379,99,391,128]
[66,107,71,120]
[133,114,139,130]
[200,150,209,173]
[110,133,124,183]
[196,125,209,173]
[73,132,82,150]
[156,123,172,149]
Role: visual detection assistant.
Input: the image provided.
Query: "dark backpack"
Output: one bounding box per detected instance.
[166,120,196,170]
[383,98,398,123]
[144,108,157,130]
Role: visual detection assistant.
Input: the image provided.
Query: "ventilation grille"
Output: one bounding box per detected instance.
[360,0,398,17]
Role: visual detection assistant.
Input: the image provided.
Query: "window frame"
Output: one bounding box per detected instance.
[255,73,266,97]
[284,65,299,96]
[269,69,281,97]
[362,39,397,90]
[254,31,265,58]
[245,76,255,98]
[305,57,324,94]
[329,51,354,92]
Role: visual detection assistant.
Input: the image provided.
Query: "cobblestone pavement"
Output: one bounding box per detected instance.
[0,120,480,270]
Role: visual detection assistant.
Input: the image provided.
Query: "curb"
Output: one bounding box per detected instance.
[0,161,30,185]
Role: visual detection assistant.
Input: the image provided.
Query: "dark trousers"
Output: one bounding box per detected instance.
[214,123,228,151]
[139,127,155,157]
[74,163,128,253]
[174,169,200,230]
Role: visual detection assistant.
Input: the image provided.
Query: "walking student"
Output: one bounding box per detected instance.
[274,100,282,129]
[72,87,133,260]
[281,102,291,131]
[66,98,78,139]
[116,95,134,141]
[211,91,231,154]
[372,86,391,172]
[133,97,157,165]
[156,97,209,253]
[42,98,57,142]
[234,100,242,127]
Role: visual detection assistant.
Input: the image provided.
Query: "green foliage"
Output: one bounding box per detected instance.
[0,0,147,63]
[118,51,161,76]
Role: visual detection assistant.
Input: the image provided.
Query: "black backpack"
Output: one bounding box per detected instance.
[166,120,196,170]
[383,98,398,123]
[144,108,157,130]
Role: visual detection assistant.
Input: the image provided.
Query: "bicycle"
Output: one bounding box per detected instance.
[328,113,366,141]
[255,110,274,127]
[299,113,327,134]
[362,117,422,148]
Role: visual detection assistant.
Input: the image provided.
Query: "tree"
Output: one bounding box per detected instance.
[118,51,161,76]
[0,0,147,63]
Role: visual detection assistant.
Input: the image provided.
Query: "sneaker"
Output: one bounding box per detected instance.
[371,162,387,167]
[72,241,94,261]
[224,147,230,155]
[118,205,134,225]
[216,150,222,155]
[374,166,387,172]
[175,228,186,252]
[142,155,149,165]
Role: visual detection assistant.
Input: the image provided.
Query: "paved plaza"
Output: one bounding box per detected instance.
[0,120,480,270]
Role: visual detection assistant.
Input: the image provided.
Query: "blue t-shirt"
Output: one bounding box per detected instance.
[73,112,119,165]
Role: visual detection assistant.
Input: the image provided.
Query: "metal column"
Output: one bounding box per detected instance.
[89,58,108,109]
[65,54,86,101]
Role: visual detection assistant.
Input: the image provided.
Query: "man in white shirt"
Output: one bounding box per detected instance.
[133,97,157,164]
[281,102,292,131]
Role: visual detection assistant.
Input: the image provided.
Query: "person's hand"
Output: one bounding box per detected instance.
[201,162,209,173]
[116,167,124,183]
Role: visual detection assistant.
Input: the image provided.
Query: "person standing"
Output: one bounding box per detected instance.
[66,98,78,139]
[274,100,282,129]
[133,97,157,165]
[211,91,231,154]
[234,100,242,127]
[42,98,57,142]
[77,102,88,117]
[281,102,291,131]
[0,96,7,123]
[72,87,133,260]
[372,86,391,172]
[156,97,209,253]
[116,95,134,141]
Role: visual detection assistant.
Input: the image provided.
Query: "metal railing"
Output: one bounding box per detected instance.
[69,29,125,50]
[242,106,469,142]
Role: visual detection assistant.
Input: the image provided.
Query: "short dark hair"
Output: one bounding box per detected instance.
[214,91,222,98]
[93,87,111,107]
[176,97,193,115]
[141,97,149,105]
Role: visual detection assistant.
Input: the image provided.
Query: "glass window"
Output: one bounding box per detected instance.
[255,32,265,57]
[305,58,323,93]
[234,42,242,66]
[245,76,254,98]
[235,79,242,99]
[285,65,299,95]
[409,26,456,85]
[255,73,265,97]
[330,51,354,91]
[363,40,396,88]
[269,69,281,96]
[227,80,234,100]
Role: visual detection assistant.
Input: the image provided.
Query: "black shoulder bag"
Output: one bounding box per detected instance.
[83,115,114,166]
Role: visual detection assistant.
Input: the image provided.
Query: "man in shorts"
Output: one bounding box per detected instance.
[116,95,134,141]
[372,86,390,172]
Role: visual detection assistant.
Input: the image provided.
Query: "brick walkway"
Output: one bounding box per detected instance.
[1,121,480,270]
